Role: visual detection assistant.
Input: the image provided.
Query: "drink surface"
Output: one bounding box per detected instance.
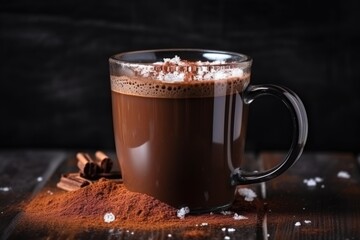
[110,56,250,98]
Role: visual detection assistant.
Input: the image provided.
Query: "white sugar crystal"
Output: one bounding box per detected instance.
[232,68,244,77]
[163,72,185,82]
[294,221,301,226]
[221,227,238,233]
[233,213,248,220]
[337,171,351,179]
[127,56,244,82]
[37,176,43,182]
[0,187,10,192]
[303,178,317,187]
[221,211,233,215]
[104,212,116,223]
[213,70,227,80]
[304,220,312,224]
[315,177,323,182]
[167,233,172,238]
[163,55,182,65]
[200,222,208,226]
[306,179,317,186]
[224,236,230,240]
[177,206,190,219]
[304,177,327,188]
[238,188,257,201]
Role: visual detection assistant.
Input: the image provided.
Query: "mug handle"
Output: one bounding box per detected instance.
[231,84,308,185]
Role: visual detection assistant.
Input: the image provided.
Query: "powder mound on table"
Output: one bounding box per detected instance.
[23,179,175,228]
[21,179,260,231]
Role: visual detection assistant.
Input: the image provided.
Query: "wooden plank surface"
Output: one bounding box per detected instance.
[0,150,67,239]
[261,152,360,240]
[1,151,360,239]
[1,151,263,240]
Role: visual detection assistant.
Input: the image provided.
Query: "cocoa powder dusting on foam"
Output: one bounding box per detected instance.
[21,180,261,231]
[111,56,250,98]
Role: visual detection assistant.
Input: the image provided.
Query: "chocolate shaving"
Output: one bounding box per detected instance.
[56,173,91,191]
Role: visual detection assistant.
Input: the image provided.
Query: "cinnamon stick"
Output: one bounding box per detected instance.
[95,151,113,173]
[76,152,100,179]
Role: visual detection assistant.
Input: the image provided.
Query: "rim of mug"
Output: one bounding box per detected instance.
[109,48,252,67]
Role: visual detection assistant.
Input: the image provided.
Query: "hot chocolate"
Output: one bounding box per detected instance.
[109,49,308,213]
[110,56,250,211]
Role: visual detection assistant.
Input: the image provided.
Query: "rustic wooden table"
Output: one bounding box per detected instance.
[1,150,359,240]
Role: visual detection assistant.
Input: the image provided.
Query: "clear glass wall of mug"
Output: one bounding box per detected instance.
[109,49,308,213]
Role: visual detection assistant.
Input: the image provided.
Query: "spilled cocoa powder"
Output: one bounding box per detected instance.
[20,179,262,231]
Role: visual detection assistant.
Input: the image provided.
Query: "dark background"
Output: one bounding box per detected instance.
[1,0,360,153]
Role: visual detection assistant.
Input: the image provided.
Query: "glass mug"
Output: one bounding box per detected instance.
[109,49,308,213]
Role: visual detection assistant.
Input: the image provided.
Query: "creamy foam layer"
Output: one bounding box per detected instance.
[110,75,250,98]
[111,56,250,98]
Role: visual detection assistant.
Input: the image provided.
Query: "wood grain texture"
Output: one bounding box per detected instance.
[261,152,360,240]
[1,150,262,240]
[1,150,360,239]
[0,150,66,239]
